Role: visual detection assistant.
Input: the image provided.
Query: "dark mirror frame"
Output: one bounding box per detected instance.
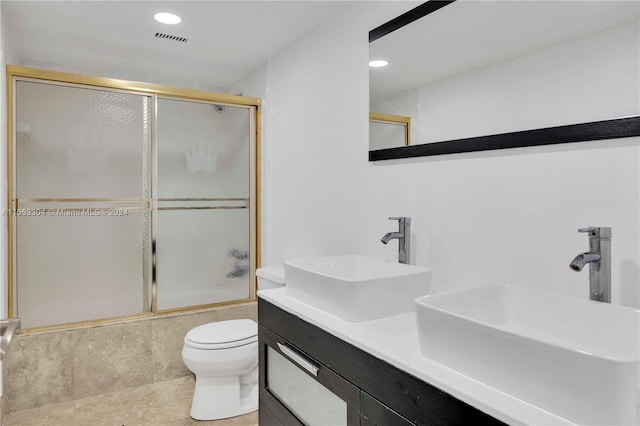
[369,0,640,161]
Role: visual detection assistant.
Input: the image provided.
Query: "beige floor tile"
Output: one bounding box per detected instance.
[164,410,258,426]
[4,376,257,426]
[3,400,76,426]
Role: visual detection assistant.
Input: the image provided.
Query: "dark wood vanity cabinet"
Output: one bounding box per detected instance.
[360,392,414,426]
[258,299,505,426]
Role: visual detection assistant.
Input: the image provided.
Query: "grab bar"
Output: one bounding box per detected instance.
[1,318,21,360]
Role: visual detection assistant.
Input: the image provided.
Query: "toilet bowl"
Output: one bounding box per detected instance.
[182,319,258,420]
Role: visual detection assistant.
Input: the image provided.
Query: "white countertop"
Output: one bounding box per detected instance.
[258,287,574,426]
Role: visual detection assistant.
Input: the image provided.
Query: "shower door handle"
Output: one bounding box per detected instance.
[0,318,21,359]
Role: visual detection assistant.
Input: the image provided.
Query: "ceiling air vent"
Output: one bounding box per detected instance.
[154,32,188,43]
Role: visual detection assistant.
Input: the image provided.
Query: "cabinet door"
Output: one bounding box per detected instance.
[361,392,414,426]
[259,325,360,425]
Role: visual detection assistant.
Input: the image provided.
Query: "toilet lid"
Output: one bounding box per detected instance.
[185,319,257,346]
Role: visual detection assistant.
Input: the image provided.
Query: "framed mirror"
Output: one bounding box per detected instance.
[369,0,640,160]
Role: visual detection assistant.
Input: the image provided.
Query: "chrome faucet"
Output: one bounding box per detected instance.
[569,227,611,303]
[381,217,411,264]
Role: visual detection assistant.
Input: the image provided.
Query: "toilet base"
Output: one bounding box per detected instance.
[190,375,258,421]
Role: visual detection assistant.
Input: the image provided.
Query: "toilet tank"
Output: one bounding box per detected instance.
[256,265,285,290]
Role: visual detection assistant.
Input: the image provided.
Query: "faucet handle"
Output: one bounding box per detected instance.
[578,227,597,235]
[578,227,612,238]
[389,217,411,224]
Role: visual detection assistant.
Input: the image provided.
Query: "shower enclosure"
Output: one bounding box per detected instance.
[7,66,259,330]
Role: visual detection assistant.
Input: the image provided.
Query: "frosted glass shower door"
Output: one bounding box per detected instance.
[156,98,254,310]
[13,80,152,329]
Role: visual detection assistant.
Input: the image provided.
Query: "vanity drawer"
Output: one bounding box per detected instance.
[259,324,360,426]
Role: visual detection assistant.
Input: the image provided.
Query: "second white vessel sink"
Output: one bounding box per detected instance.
[415,285,640,425]
[284,255,430,321]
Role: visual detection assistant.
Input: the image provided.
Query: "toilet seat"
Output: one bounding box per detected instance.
[184,319,258,350]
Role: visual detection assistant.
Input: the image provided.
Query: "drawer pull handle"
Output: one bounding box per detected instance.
[277,342,319,377]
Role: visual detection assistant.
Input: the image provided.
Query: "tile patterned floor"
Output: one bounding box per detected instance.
[3,376,258,426]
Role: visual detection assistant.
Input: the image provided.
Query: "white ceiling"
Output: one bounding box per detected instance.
[2,1,356,91]
[370,1,640,102]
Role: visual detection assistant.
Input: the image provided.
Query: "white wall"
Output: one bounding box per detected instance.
[261,3,640,308]
[262,3,370,267]
[229,64,270,264]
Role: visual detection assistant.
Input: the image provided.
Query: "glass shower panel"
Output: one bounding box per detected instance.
[15,80,150,199]
[156,209,250,310]
[156,98,252,310]
[157,98,250,199]
[16,212,150,329]
[14,79,152,328]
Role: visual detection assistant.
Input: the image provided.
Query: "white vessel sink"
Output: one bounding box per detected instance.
[284,255,430,321]
[415,285,640,425]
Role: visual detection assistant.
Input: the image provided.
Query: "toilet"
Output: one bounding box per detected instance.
[182,319,259,420]
[182,266,285,420]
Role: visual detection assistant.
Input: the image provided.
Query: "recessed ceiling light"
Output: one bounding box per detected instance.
[369,59,389,68]
[154,12,181,25]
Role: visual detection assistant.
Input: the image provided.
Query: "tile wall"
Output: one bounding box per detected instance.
[2,302,257,414]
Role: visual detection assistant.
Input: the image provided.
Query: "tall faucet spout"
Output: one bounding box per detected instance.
[381,217,411,264]
[570,227,611,303]
[569,252,601,271]
[381,232,403,244]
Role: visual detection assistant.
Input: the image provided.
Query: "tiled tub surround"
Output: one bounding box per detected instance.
[2,302,257,414]
[1,394,6,425]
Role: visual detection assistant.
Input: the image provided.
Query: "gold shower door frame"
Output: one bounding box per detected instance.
[6,66,261,332]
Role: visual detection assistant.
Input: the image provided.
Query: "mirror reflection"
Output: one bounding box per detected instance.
[369,1,640,151]
[369,113,411,149]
